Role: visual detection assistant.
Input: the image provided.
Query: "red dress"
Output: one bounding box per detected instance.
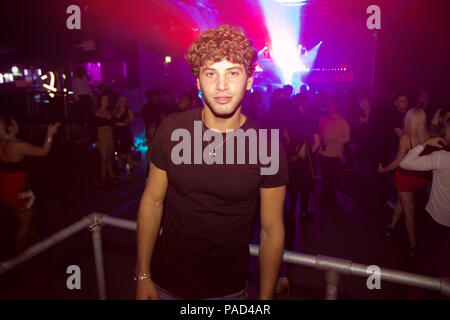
[394,138,430,192]
[0,160,28,211]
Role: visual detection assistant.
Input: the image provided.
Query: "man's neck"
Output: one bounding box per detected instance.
[202,106,246,132]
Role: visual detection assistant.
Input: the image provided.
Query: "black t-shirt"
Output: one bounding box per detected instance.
[149,108,289,299]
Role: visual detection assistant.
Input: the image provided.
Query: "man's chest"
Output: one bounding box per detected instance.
[167,162,261,202]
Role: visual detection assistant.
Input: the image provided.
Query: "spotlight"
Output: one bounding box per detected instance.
[165,56,172,63]
[11,66,19,75]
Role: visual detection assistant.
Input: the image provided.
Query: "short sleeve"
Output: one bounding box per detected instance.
[260,136,290,188]
[149,118,169,171]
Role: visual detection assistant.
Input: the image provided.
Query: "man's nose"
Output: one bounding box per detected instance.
[216,74,229,91]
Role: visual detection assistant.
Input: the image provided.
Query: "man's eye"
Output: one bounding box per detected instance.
[230,71,240,77]
[206,72,215,77]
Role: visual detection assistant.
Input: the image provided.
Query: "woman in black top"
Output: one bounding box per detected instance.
[95,94,116,186]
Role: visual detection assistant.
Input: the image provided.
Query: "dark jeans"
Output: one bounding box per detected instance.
[357,124,369,160]
[287,186,310,215]
[343,142,354,168]
[319,155,341,201]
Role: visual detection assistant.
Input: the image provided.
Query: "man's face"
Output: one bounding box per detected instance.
[197,60,253,117]
[395,96,408,111]
[328,100,338,114]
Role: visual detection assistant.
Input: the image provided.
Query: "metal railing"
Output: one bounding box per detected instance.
[1,213,449,300]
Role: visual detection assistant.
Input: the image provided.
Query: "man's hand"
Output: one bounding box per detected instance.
[136,278,158,300]
[425,137,446,148]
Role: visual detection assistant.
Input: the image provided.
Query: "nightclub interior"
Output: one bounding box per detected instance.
[0,0,450,302]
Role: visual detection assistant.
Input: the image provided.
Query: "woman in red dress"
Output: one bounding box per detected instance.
[378,108,430,257]
[0,114,60,254]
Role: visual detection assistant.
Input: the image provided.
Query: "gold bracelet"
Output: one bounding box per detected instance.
[133,273,151,281]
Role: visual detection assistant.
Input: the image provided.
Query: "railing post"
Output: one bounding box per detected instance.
[441,277,450,297]
[325,270,340,300]
[89,214,107,300]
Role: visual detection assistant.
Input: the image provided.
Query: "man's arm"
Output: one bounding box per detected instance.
[400,138,443,171]
[135,163,168,300]
[259,185,286,300]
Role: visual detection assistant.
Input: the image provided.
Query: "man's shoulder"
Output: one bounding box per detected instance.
[162,108,201,128]
[242,114,264,131]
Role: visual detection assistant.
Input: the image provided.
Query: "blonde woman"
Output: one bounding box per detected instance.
[95,94,116,186]
[378,108,430,257]
[0,114,60,254]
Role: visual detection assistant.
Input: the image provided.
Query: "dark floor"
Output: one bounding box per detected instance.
[0,139,447,300]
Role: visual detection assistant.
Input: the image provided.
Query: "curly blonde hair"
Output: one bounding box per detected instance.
[185,25,257,78]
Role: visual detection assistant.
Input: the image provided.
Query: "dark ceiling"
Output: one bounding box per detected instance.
[0,0,418,59]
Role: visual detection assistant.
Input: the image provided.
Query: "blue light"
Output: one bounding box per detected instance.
[134,133,148,153]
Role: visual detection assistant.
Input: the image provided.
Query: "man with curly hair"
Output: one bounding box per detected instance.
[135,25,288,300]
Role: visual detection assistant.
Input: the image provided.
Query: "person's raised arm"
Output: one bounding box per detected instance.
[259,185,285,300]
[16,123,60,157]
[135,163,168,300]
[400,137,445,171]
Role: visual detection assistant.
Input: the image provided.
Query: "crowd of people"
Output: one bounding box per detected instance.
[1,74,449,297]
[235,84,450,295]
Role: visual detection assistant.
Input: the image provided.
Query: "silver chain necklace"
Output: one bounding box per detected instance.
[202,110,239,157]
[206,130,236,157]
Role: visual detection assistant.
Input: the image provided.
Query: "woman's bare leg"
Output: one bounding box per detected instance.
[106,145,115,180]
[14,208,33,255]
[399,191,416,247]
[388,195,403,228]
